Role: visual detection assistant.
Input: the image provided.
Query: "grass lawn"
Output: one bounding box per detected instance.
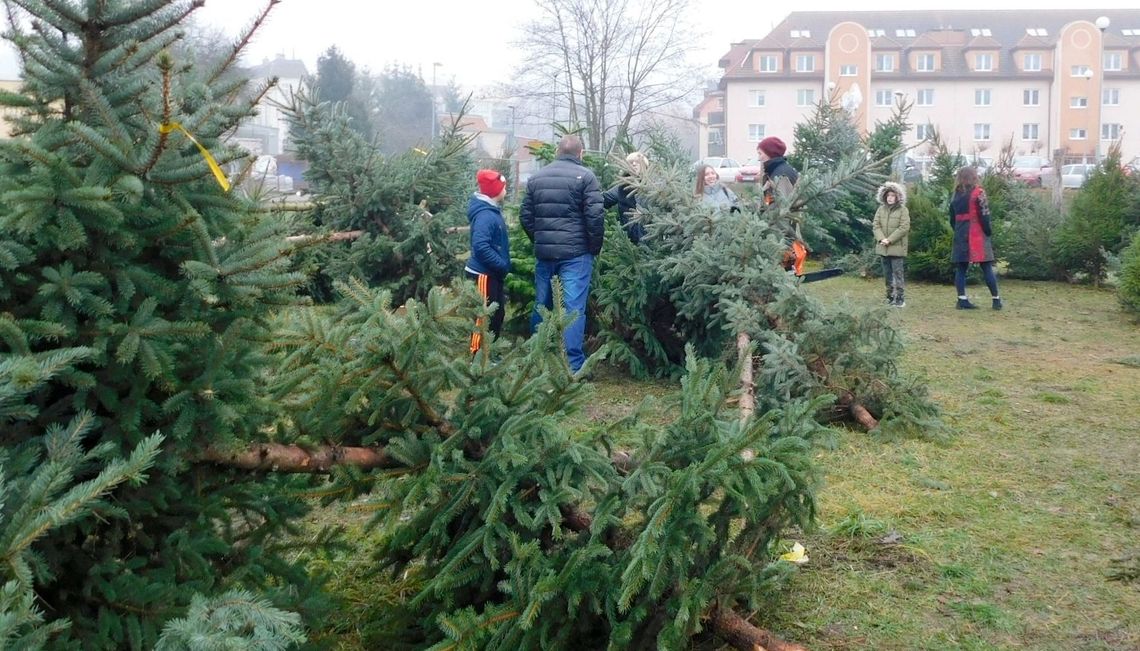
[313,277,1140,650]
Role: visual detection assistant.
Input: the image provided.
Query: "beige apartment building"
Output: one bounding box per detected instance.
[697,10,1140,168]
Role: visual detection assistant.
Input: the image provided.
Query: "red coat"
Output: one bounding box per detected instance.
[950,186,994,263]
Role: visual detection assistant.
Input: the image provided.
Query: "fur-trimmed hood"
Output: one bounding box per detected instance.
[876,181,907,206]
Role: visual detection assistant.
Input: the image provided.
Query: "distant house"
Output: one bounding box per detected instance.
[443,113,510,159]
[703,9,1140,165]
[233,54,309,156]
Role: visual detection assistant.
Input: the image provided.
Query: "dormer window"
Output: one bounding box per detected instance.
[790,29,811,38]
[1026,28,1049,37]
[916,53,936,72]
[758,55,778,72]
[975,54,993,71]
[970,28,993,37]
[1104,52,1123,71]
[795,54,816,72]
[1023,53,1042,72]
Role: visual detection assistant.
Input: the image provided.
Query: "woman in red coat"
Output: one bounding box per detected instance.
[949,166,1002,310]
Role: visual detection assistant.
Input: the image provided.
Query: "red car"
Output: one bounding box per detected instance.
[1011,155,1052,187]
[735,158,763,183]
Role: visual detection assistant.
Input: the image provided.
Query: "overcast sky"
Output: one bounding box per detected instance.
[3,1,1137,88]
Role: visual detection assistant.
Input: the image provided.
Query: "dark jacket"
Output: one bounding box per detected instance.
[762,156,799,203]
[465,195,511,279]
[520,155,604,260]
[602,177,645,244]
[949,185,994,263]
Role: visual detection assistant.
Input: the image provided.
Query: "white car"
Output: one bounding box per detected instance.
[694,157,741,183]
[1042,163,1097,189]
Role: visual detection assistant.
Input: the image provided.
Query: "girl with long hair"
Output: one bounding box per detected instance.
[949,166,1001,309]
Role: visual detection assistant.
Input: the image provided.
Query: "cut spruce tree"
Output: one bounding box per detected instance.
[255,279,816,651]
[0,1,322,648]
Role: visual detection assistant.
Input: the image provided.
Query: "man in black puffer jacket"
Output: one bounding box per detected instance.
[520,134,604,374]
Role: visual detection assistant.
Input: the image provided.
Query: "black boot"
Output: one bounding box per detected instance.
[957,298,978,310]
[894,289,905,308]
[992,297,1003,310]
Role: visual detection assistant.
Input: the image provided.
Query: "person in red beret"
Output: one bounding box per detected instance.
[757,136,799,206]
[466,169,511,355]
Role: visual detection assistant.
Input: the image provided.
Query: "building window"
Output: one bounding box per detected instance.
[840,64,858,76]
[1101,123,1122,140]
[916,53,935,72]
[916,89,934,106]
[796,89,816,106]
[1022,123,1039,140]
[875,54,895,72]
[916,123,933,140]
[748,124,766,142]
[867,28,886,38]
[1023,53,1042,71]
[1070,96,1088,108]
[970,28,993,37]
[1023,89,1040,106]
[974,124,991,140]
[975,53,993,71]
[1104,52,1123,71]
[1103,88,1120,105]
[796,55,815,72]
[1123,29,1140,37]
[1026,27,1049,37]
[1069,128,1087,140]
[875,89,895,106]
[758,55,778,72]
[894,28,916,38]
[749,90,766,107]
[1071,64,1091,77]
[790,29,811,38]
[974,89,992,106]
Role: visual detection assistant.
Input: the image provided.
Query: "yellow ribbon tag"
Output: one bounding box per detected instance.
[158,122,231,192]
[779,542,809,564]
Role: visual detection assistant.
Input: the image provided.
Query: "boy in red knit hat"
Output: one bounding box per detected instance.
[466,169,511,355]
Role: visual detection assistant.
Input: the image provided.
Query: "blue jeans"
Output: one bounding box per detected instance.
[532,254,594,372]
[955,261,999,297]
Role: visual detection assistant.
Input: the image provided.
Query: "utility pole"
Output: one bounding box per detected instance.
[431,62,442,140]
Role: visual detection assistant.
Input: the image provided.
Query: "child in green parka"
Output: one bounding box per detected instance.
[873,181,911,307]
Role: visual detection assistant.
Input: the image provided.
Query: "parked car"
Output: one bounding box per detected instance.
[735,159,763,183]
[1041,163,1097,189]
[1010,155,1052,187]
[693,157,741,183]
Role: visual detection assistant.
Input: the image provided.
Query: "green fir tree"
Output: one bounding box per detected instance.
[0,1,325,647]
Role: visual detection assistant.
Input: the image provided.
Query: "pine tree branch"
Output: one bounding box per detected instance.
[709,607,809,651]
[205,0,280,86]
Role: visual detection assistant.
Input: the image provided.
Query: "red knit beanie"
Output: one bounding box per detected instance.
[476,169,507,198]
[757,136,787,158]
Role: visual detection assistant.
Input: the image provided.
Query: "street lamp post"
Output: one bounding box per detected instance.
[1094,16,1110,163]
[508,105,517,198]
[431,62,442,140]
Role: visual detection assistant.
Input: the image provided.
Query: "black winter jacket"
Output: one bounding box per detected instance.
[520,155,604,260]
[602,177,645,244]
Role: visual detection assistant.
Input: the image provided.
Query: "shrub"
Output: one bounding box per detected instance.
[995,186,1066,280]
[905,187,954,282]
[1119,231,1140,315]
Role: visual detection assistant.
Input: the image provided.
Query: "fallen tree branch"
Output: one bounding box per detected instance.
[284,230,364,244]
[201,443,398,472]
[709,607,810,651]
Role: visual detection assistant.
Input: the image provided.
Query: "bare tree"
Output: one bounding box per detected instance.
[511,0,701,152]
